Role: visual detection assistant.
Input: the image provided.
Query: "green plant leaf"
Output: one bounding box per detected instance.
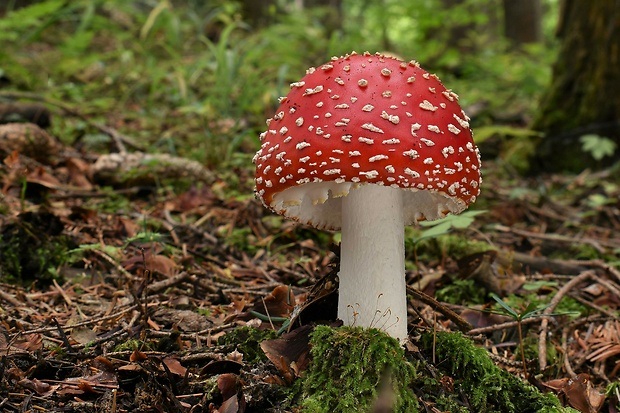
[474,125,543,144]
[414,210,486,243]
[490,293,520,319]
[580,134,617,160]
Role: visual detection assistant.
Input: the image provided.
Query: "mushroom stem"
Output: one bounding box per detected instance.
[339,184,408,342]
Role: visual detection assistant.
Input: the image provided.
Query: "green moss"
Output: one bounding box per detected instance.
[0,211,70,285]
[300,325,419,413]
[221,227,259,254]
[436,279,488,305]
[406,230,491,263]
[421,331,578,413]
[112,339,145,353]
[218,326,277,364]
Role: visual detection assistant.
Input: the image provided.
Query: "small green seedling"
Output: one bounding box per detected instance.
[414,210,486,243]
[488,293,569,379]
[410,210,485,281]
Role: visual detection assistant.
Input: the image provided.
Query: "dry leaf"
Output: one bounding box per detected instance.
[544,374,605,413]
[70,326,98,345]
[162,356,187,376]
[260,325,313,382]
[13,333,43,351]
[216,373,246,413]
[18,378,58,397]
[65,157,93,189]
[129,349,148,362]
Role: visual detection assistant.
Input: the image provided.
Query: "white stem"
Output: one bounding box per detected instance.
[339,184,407,342]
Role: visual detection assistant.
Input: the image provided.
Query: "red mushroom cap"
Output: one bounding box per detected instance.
[254,51,482,230]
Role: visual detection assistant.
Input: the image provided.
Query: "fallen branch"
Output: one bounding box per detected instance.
[538,271,592,370]
[494,224,620,252]
[407,286,473,333]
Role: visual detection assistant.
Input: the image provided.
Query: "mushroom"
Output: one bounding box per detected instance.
[253,52,481,342]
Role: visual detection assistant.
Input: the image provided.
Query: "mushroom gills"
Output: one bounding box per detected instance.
[272,181,466,230]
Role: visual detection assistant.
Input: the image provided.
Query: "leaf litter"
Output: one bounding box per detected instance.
[0,111,620,412]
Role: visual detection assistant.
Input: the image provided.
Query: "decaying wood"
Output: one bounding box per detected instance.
[0,122,62,162]
[92,152,214,186]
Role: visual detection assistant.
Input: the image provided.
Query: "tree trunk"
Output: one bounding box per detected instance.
[503,0,542,47]
[531,0,620,172]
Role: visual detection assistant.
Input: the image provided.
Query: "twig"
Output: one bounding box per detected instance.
[467,317,541,336]
[538,271,592,370]
[147,271,191,294]
[52,279,73,306]
[494,224,620,252]
[561,326,577,377]
[487,351,528,368]
[89,248,134,280]
[0,288,22,307]
[17,304,139,335]
[590,262,620,287]
[163,209,219,245]
[406,286,473,332]
[568,292,618,318]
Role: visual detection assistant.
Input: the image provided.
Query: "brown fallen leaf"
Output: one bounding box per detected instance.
[459,307,511,329]
[65,157,93,189]
[129,348,148,362]
[70,326,98,345]
[27,165,62,189]
[218,395,239,413]
[260,324,313,382]
[162,356,187,376]
[237,285,295,327]
[12,333,43,352]
[216,373,246,413]
[18,378,58,397]
[543,373,605,413]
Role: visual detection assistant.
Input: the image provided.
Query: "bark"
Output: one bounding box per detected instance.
[531,0,620,172]
[503,0,542,47]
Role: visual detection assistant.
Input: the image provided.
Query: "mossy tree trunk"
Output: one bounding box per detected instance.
[531,0,620,172]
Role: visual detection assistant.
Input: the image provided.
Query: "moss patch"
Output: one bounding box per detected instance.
[421,331,578,413]
[218,326,277,364]
[0,211,70,285]
[300,325,419,413]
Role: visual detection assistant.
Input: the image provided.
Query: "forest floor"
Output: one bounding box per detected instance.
[0,3,619,410]
[1,110,620,412]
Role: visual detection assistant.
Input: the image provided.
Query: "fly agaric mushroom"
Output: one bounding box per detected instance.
[253,51,481,342]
